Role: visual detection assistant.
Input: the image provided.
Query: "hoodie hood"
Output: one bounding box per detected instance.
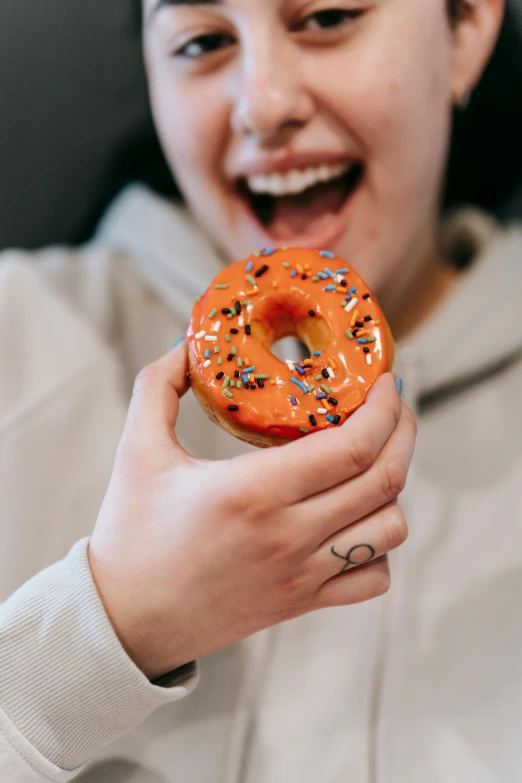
[97,185,522,413]
[396,209,522,412]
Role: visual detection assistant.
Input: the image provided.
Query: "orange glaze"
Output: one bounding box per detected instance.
[187,248,394,441]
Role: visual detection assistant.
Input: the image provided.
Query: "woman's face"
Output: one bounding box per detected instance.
[143,0,491,299]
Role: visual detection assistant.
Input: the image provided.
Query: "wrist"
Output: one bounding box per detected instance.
[87,543,191,680]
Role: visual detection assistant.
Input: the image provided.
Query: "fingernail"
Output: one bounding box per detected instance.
[395,377,403,398]
[171,336,185,350]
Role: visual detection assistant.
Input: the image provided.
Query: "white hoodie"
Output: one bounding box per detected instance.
[0,186,521,783]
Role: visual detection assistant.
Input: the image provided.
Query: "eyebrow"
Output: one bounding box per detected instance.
[150,0,220,18]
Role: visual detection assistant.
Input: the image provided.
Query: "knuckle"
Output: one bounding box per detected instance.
[373,564,392,597]
[133,362,161,393]
[380,459,407,500]
[402,404,418,436]
[348,440,374,475]
[384,509,409,551]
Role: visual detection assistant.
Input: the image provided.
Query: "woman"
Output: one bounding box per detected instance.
[1,0,519,781]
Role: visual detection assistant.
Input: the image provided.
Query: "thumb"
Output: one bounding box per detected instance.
[123,337,190,456]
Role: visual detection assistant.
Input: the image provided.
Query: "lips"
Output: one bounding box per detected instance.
[234,159,364,246]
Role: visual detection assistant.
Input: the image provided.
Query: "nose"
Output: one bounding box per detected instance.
[230,36,314,146]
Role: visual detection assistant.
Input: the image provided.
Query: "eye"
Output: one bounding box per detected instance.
[175,31,235,59]
[300,8,363,32]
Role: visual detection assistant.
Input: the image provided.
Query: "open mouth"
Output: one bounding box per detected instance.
[237,161,364,243]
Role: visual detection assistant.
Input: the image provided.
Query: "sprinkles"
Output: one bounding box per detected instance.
[193,249,383,438]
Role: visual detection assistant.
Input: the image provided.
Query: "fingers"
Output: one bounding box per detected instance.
[123,339,190,457]
[307,501,407,583]
[311,556,391,609]
[237,373,403,506]
[295,404,416,546]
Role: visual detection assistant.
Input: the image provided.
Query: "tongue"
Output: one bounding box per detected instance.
[269,179,347,239]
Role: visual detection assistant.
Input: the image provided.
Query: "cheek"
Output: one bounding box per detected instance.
[147,64,229,187]
[315,5,453,189]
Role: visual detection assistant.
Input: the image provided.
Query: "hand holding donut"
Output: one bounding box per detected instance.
[88,340,416,681]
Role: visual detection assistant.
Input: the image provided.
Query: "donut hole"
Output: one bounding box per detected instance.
[250,295,331,361]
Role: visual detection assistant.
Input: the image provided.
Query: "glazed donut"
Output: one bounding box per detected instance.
[188,247,395,448]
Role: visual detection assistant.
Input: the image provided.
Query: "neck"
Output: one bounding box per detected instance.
[384,247,460,344]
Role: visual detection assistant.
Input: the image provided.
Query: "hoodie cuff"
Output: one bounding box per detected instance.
[0,538,198,772]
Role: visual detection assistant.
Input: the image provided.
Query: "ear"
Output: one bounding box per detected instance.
[451,0,505,102]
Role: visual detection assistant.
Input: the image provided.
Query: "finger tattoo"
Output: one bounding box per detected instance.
[330,544,376,573]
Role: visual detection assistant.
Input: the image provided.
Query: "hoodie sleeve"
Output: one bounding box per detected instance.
[0,539,198,782]
[0,253,198,780]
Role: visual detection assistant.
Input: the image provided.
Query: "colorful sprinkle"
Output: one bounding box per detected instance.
[246,274,257,286]
[225,334,231,342]
[320,383,332,395]
[213,321,222,333]
[336,268,349,274]
[237,357,243,367]
[223,375,230,388]
[317,272,328,280]
[313,351,322,356]
[317,408,328,415]
[195,330,206,339]
[262,248,276,256]
[327,367,335,379]
[203,359,211,368]
[312,276,320,282]
[326,414,335,424]
[309,415,317,427]
[345,330,354,340]
[290,378,309,394]
[320,250,335,259]
[204,349,211,358]
[245,261,254,272]
[283,261,291,269]
[295,364,305,376]
[208,308,217,319]
[205,335,218,342]
[324,285,337,292]
[194,296,201,303]
[214,284,229,290]
[308,309,316,317]
[324,267,336,278]
[299,428,309,434]
[243,365,255,373]
[223,389,234,399]
[366,354,373,365]
[255,264,270,277]
[317,393,327,400]
[357,338,368,344]
[367,336,376,343]
[217,357,223,365]
[228,405,239,411]
[290,396,298,405]
[346,298,359,313]
[307,384,315,393]
[349,287,357,294]
[216,372,225,380]
[291,270,298,278]
[254,374,270,380]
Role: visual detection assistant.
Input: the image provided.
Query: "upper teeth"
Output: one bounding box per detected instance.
[246,163,350,197]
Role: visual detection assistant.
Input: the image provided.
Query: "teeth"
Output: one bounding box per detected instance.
[246,162,351,197]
